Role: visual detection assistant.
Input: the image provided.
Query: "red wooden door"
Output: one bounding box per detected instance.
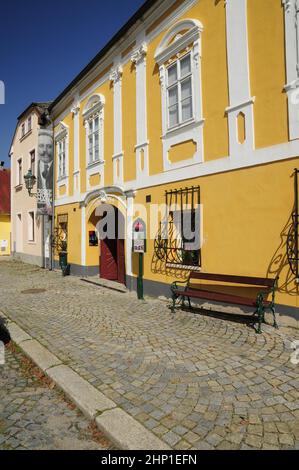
[99,206,126,285]
[100,238,118,280]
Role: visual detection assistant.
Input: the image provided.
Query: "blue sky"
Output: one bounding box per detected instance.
[0,0,146,166]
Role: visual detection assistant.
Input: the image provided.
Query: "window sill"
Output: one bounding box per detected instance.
[166,262,201,271]
[86,160,104,170]
[162,118,204,139]
[20,129,32,142]
[57,175,68,183]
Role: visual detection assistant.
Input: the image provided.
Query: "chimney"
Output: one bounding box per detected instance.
[0,161,4,171]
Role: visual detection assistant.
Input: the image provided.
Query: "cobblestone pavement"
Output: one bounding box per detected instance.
[0,345,113,450]
[0,259,299,450]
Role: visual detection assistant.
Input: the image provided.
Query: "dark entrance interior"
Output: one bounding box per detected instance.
[100,206,125,285]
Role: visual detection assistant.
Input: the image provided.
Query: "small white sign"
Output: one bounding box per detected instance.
[133,239,145,253]
[0,240,8,248]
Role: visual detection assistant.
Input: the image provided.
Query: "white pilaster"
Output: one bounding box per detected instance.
[125,190,136,283]
[72,94,80,195]
[81,206,86,266]
[110,62,124,186]
[283,0,299,140]
[131,42,149,182]
[225,0,255,157]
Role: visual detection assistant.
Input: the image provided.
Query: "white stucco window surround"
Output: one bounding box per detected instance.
[155,19,204,172]
[283,0,299,140]
[82,94,105,191]
[55,122,69,197]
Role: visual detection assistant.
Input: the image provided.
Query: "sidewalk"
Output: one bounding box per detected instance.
[0,346,113,450]
[0,259,299,450]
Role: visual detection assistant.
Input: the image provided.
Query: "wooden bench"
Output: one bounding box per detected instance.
[170,272,278,334]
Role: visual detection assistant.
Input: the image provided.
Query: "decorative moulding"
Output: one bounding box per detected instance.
[55,122,69,141]
[82,94,105,123]
[131,43,148,65]
[225,97,255,114]
[282,0,292,12]
[109,65,123,84]
[155,19,203,65]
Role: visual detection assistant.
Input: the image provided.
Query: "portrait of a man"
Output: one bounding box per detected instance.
[37,129,53,214]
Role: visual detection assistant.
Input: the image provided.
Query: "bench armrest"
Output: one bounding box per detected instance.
[170,279,188,294]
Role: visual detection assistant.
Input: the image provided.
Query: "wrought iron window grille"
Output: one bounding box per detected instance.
[52,215,68,254]
[154,186,201,268]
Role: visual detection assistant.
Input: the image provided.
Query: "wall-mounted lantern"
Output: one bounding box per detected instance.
[24,169,37,197]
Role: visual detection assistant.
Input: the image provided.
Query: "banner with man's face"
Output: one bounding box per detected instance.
[37,129,53,215]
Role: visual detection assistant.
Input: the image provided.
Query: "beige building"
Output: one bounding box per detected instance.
[10,102,52,267]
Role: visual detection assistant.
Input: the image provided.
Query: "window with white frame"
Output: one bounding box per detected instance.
[83,94,105,167]
[21,123,25,138]
[28,115,32,132]
[154,19,204,171]
[17,158,22,185]
[58,138,66,178]
[30,150,35,176]
[28,211,35,242]
[87,116,100,164]
[55,122,68,181]
[167,53,193,129]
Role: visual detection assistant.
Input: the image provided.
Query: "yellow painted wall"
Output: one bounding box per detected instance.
[168,140,197,164]
[131,157,299,310]
[0,215,11,256]
[146,0,229,176]
[248,0,288,148]
[54,204,81,266]
[52,0,297,313]
[89,173,101,187]
[86,210,100,267]
[59,185,66,196]
[199,0,229,161]
[237,112,246,144]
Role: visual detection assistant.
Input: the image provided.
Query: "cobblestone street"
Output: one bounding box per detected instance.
[0,259,299,450]
[0,344,113,450]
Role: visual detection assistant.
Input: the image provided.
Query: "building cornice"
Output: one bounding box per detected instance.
[50,0,197,119]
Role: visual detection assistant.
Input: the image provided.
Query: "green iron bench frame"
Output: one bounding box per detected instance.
[170,272,278,334]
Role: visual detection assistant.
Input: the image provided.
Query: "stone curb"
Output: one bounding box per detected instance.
[47,364,116,419]
[96,408,170,450]
[3,316,171,450]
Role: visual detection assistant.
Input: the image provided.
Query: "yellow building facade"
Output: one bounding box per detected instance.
[0,215,11,256]
[50,0,299,325]
[0,168,11,256]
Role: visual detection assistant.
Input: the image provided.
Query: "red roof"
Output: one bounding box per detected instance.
[0,169,11,215]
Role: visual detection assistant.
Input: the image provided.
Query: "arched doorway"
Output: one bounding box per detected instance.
[100,205,125,285]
